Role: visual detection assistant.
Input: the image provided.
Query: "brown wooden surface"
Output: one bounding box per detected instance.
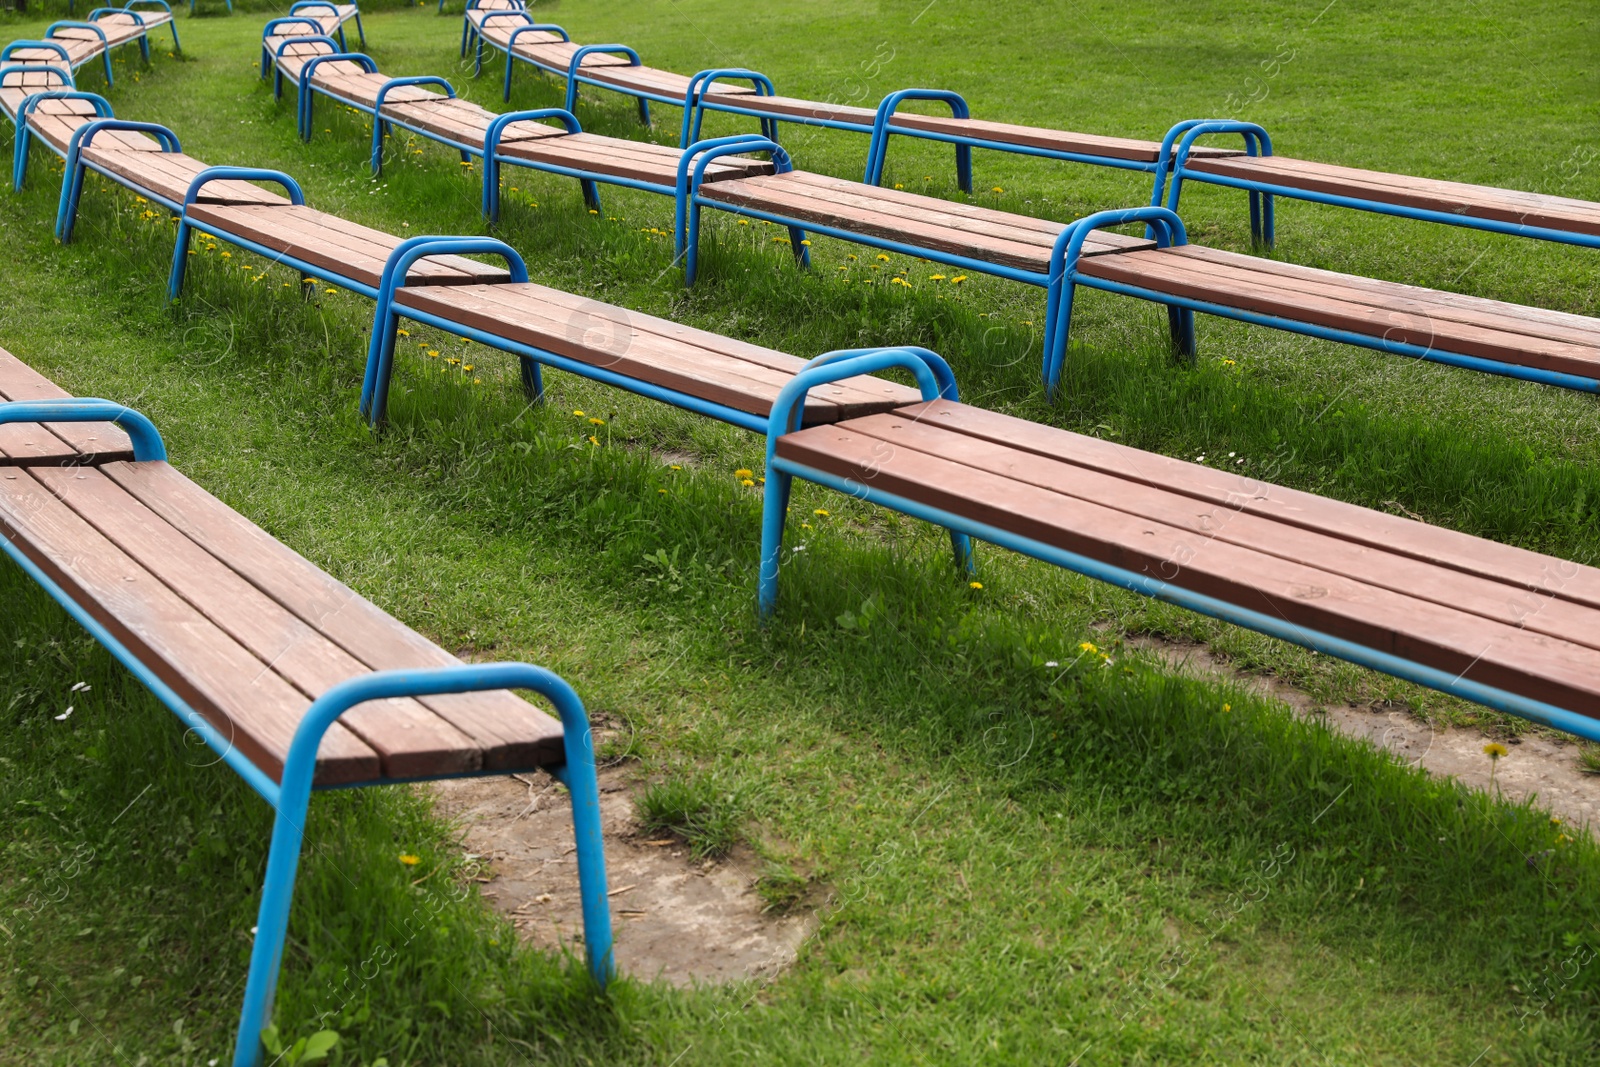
[777,408,1600,715]
[81,146,295,207]
[701,170,1151,272]
[0,347,133,465]
[1077,246,1600,380]
[1189,155,1600,237]
[893,399,1600,614]
[498,131,773,187]
[182,204,512,289]
[394,282,922,423]
[102,460,566,771]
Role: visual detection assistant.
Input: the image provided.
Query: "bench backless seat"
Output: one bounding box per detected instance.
[0,349,611,1067]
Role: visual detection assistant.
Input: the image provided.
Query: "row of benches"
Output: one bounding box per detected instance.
[1,1,180,87]
[250,25,1600,397]
[6,23,1600,1064]
[459,1,1600,252]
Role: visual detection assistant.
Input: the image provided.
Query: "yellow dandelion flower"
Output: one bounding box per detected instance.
[894,182,904,189]
[741,478,755,487]
[814,508,829,517]
[463,364,474,372]
[991,186,1004,194]
[1079,641,1098,653]
[1483,742,1508,759]
[734,468,754,478]
[397,329,410,337]
[588,417,605,425]
[929,274,946,281]
[738,219,749,226]
[969,581,983,590]
[800,239,811,246]
[588,434,599,445]
[846,254,857,261]
[324,288,337,295]
[669,464,683,470]
[427,349,439,358]
[801,522,812,530]
[875,254,891,262]
[399,854,420,866]
[573,409,585,417]
[589,209,599,215]
[658,488,668,495]
[220,251,232,258]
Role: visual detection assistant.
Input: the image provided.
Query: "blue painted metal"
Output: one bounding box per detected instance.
[12,90,113,191]
[499,21,569,99]
[0,398,166,460]
[758,347,967,617]
[471,10,534,76]
[676,136,808,284]
[480,107,594,219]
[46,22,113,85]
[230,663,612,1067]
[168,168,307,301]
[863,88,973,191]
[1043,206,1191,391]
[265,34,340,100]
[259,21,326,79]
[0,41,72,68]
[361,236,530,421]
[676,68,779,146]
[87,7,150,63]
[297,51,377,140]
[57,117,181,241]
[1151,119,1274,245]
[288,1,349,49]
[367,75,459,174]
[0,63,74,129]
[123,0,180,51]
[759,441,1600,744]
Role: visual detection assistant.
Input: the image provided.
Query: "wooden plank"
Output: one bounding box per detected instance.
[892,398,1600,615]
[776,422,1600,714]
[0,347,133,465]
[1077,249,1600,378]
[0,468,382,785]
[834,411,1600,651]
[31,465,485,779]
[498,132,772,187]
[80,147,294,207]
[395,284,881,423]
[396,279,920,414]
[182,204,511,289]
[1189,155,1600,235]
[100,461,566,770]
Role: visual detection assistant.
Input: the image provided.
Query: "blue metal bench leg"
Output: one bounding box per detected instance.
[502,51,515,102]
[459,18,469,58]
[637,96,650,125]
[788,226,809,268]
[370,118,386,176]
[1043,278,1076,396]
[757,469,794,618]
[55,155,89,242]
[167,220,193,302]
[520,357,544,401]
[1168,305,1197,362]
[11,126,32,191]
[231,783,315,1067]
[581,179,601,211]
[955,143,972,194]
[353,13,365,48]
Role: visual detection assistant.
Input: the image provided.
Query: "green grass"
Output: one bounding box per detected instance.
[2,1,1599,1063]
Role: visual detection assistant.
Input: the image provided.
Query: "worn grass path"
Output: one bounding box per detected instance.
[1,1,1599,1063]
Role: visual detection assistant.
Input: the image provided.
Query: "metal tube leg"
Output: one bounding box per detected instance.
[274,69,283,101]
[370,119,386,176]
[167,222,193,303]
[360,309,398,422]
[230,797,314,1067]
[474,35,484,77]
[955,143,972,194]
[102,52,113,88]
[1248,190,1263,247]
[1167,305,1196,364]
[1262,193,1275,248]
[950,529,975,577]
[580,179,601,211]
[1043,281,1076,397]
[354,14,365,48]
[562,736,613,987]
[637,96,650,125]
[520,357,543,401]
[788,227,809,268]
[757,471,794,618]
[502,52,514,101]
[12,128,31,192]
[684,203,703,285]
[170,21,181,51]
[55,159,88,242]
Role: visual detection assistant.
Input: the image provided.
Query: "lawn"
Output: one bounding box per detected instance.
[2,0,1599,1063]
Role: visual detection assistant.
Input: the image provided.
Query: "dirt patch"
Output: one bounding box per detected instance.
[431,768,818,986]
[1126,635,1600,831]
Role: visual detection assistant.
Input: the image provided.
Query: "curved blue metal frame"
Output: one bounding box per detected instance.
[12,89,112,192]
[481,107,594,219]
[1151,119,1274,246]
[676,135,808,284]
[0,397,166,459]
[121,0,181,53]
[459,0,535,56]
[470,10,534,75]
[45,21,114,85]
[297,50,377,139]
[288,0,361,50]
[679,68,778,147]
[863,88,973,191]
[361,236,530,422]
[56,117,181,241]
[168,167,308,302]
[259,21,327,79]
[367,75,462,173]
[0,62,74,130]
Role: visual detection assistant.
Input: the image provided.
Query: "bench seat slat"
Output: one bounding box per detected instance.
[0,467,382,785]
[496,132,772,187]
[1077,248,1600,379]
[892,399,1600,614]
[99,461,566,771]
[776,417,1600,715]
[0,348,132,465]
[182,204,512,290]
[393,282,922,422]
[29,465,486,779]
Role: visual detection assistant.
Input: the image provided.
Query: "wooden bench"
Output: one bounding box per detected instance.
[0,350,612,1067]
[0,5,178,89]
[759,348,1600,741]
[1154,119,1600,251]
[255,24,772,217]
[361,236,924,429]
[1046,208,1600,395]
